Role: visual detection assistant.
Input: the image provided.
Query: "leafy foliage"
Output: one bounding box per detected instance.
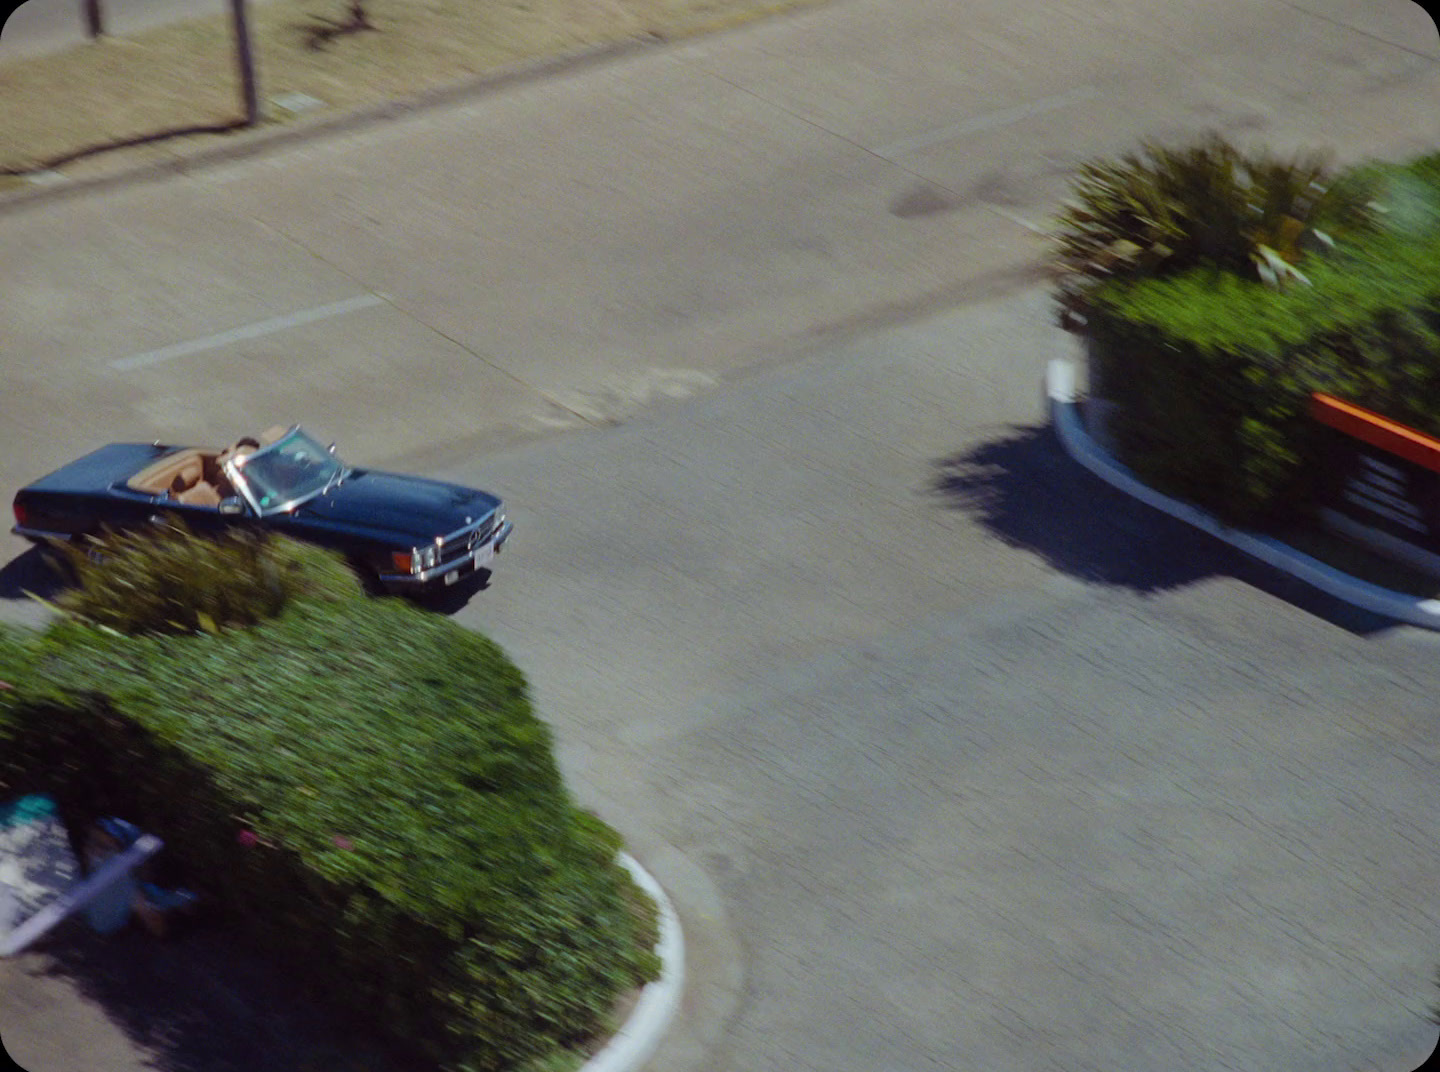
[1050,130,1383,330]
[0,595,659,1071]
[1074,151,1440,525]
[0,626,36,692]
[50,519,361,635]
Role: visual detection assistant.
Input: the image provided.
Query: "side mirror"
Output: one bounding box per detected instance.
[218,497,246,516]
[327,443,337,455]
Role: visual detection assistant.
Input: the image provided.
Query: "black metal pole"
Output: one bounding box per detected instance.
[82,0,103,38]
[229,0,259,126]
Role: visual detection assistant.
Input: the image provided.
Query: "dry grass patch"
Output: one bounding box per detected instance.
[0,0,829,173]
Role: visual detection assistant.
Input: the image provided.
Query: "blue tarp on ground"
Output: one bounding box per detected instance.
[0,795,165,955]
[0,794,81,944]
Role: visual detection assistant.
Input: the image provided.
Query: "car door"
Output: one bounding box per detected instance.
[158,500,233,536]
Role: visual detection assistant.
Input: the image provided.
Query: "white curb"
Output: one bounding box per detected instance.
[581,851,685,1072]
[1046,359,1440,629]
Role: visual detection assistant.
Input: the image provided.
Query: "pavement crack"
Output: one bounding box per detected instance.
[1276,0,1440,66]
[679,57,1038,234]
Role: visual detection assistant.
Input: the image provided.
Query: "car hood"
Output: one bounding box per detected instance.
[288,469,501,542]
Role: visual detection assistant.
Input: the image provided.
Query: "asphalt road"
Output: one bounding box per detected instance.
[3,0,1440,1070]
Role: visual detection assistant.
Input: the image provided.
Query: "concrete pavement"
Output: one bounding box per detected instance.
[436,283,1440,1072]
[3,0,1437,569]
[3,0,1440,1069]
[9,283,1440,1072]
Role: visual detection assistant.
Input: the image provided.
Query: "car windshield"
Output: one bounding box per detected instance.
[234,429,346,513]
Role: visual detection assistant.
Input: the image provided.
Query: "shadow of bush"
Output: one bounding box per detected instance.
[18,919,408,1072]
[0,545,68,603]
[930,423,1397,635]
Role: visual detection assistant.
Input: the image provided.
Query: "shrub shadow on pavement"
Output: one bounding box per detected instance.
[931,424,1397,636]
[0,545,68,603]
[14,919,410,1072]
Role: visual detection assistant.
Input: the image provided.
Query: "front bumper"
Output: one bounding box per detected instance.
[377,519,513,589]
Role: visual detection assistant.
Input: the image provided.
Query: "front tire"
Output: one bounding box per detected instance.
[348,559,386,597]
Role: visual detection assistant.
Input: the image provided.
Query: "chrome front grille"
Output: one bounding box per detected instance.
[437,515,496,566]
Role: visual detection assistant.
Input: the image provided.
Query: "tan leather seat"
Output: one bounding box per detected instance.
[176,480,222,507]
[170,458,203,495]
[259,425,289,446]
[129,449,211,496]
[169,459,221,506]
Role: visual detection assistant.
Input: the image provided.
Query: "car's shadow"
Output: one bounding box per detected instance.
[409,568,492,616]
[930,423,1398,636]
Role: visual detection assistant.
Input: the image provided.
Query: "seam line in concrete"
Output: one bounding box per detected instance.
[1046,358,1440,629]
[389,311,602,429]
[688,64,1078,242]
[875,86,1103,159]
[108,294,387,370]
[1275,0,1440,65]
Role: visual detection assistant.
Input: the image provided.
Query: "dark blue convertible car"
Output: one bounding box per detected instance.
[11,425,513,594]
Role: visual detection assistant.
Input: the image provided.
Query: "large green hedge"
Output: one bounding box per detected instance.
[0,625,35,689]
[1077,151,1440,525]
[0,595,658,1071]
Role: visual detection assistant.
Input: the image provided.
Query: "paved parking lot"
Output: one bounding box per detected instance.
[3,1,1440,1069]
[433,286,1440,1072]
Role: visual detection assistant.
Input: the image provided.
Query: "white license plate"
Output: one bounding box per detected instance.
[443,569,461,586]
[472,544,495,569]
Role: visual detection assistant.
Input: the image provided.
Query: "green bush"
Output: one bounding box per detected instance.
[51,518,362,635]
[0,625,37,690]
[0,598,659,1070]
[1355,151,1440,238]
[1067,144,1440,525]
[1087,229,1440,524]
[1051,130,1384,329]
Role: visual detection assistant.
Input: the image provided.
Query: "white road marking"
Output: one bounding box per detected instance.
[876,86,1103,159]
[109,293,387,371]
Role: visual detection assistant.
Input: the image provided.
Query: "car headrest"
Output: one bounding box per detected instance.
[175,458,203,487]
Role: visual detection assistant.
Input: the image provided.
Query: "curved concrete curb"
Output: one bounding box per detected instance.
[581,851,686,1072]
[1046,358,1440,629]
